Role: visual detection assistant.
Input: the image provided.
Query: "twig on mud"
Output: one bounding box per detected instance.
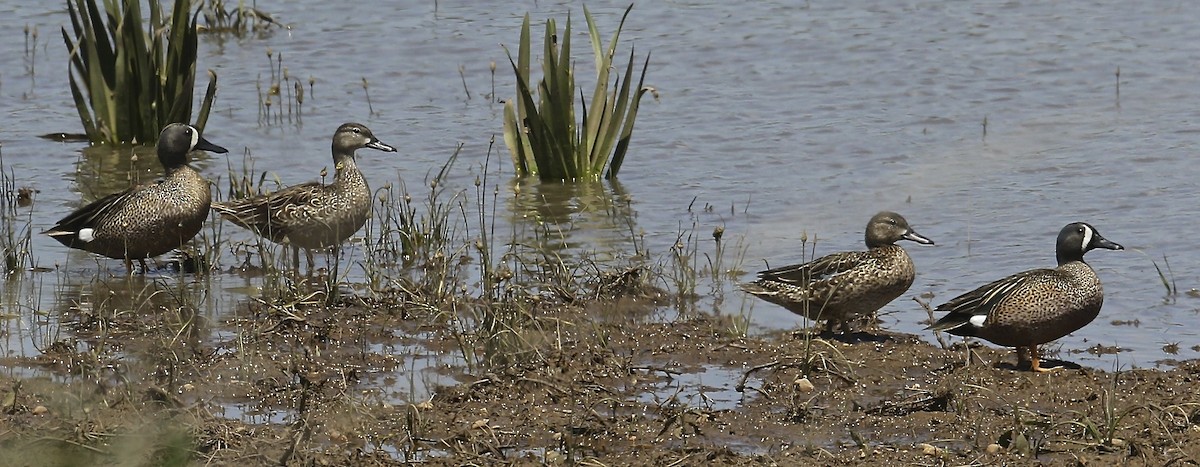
[736,360,782,393]
[913,296,951,350]
[251,296,312,334]
[864,387,952,416]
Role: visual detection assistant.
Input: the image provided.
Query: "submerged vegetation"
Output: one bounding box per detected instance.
[62,0,216,145]
[198,0,284,36]
[502,4,654,181]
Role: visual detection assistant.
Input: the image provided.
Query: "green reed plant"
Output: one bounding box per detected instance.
[62,0,216,145]
[502,4,652,181]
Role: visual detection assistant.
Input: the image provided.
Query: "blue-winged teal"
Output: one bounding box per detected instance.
[212,123,396,271]
[741,211,934,333]
[45,123,227,272]
[928,222,1123,372]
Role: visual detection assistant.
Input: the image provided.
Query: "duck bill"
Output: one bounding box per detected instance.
[195,136,229,154]
[902,230,935,245]
[367,140,397,152]
[1093,236,1123,251]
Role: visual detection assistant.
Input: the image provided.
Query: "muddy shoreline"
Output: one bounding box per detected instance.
[1,280,1198,466]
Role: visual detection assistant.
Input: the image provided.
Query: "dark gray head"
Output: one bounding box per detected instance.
[865,211,935,248]
[157,123,228,169]
[332,123,396,160]
[1056,222,1122,264]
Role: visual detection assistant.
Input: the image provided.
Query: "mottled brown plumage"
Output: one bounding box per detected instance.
[741,212,934,333]
[928,222,1123,372]
[44,123,228,273]
[212,123,396,271]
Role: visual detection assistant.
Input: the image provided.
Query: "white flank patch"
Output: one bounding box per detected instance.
[78,228,96,243]
[968,314,987,328]
[1080,224,1093,251]
[188,125,199,150]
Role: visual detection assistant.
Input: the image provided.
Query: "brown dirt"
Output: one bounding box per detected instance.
[2,282,1200,466]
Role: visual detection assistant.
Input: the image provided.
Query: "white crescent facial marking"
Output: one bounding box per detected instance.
[188,125,199,150]
[1080,225,1093,251]
[968,314,987,328]
[78,228,95,243]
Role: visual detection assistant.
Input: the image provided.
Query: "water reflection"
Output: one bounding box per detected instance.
[53,275,209,387]
[506,177,640,263]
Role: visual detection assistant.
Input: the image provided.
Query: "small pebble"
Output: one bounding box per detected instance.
[794,377,815,393]
[31,405,48,416]
[985,443,1002,453]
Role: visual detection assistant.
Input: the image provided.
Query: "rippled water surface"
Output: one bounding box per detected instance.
[3,0,1200,385]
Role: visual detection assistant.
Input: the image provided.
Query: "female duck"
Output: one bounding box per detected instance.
[45,123,227,272]
[741,211,934,333]
[928,222,1123,372]
[212,123,396,271]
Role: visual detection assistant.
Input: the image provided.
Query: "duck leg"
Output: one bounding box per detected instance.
[1029,345,1062,373]
[1016,346,1031,369]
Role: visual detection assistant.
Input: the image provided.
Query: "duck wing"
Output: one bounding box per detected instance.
[754,250,866,285]
[928,268,1050,333]
[214,182,325,238]
[43,186,141,247]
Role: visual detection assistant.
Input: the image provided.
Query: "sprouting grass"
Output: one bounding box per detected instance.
[666,225,701,313]
[502,4,655,181]
[362,77,376,117]
[62,0,217,145]
[23,24,38,78]
[256,49,310,126]
[1151,255,1177,298]
[1059,364,1144,450]
[1,150,36,274]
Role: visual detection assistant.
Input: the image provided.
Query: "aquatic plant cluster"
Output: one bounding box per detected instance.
[502,4,654,181]
[62,0,216,145]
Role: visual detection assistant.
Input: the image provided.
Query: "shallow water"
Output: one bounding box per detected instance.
[2,0,1199,398]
